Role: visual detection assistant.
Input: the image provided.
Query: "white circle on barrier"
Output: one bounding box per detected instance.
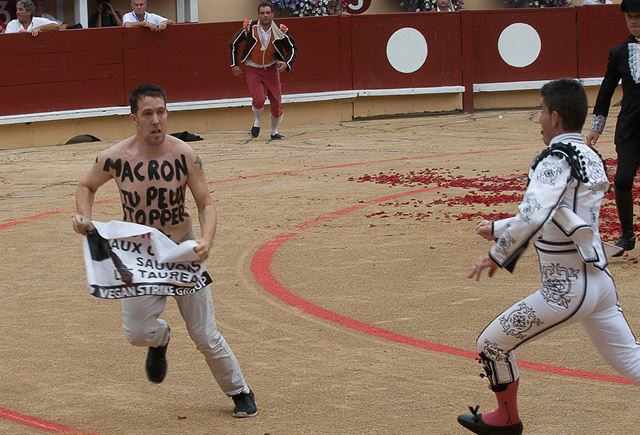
[498,23,541,68]
[386,28,428,74]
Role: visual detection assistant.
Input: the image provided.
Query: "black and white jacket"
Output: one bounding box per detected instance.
[490,133,610,270]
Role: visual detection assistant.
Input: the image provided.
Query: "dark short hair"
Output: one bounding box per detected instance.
[129,83,167,114]
[258,1,274,13]
[540,79,587,132]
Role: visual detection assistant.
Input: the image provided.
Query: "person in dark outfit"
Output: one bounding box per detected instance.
[91,0,123,27]
[586,0,640,256]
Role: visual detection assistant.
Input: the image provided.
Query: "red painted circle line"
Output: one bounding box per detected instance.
[250,188,634,386]
[0,407,94,434]
[0,145,629,431]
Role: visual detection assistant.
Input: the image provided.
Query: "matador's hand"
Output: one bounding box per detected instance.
[467,254,498,281]
[475,220,494,241]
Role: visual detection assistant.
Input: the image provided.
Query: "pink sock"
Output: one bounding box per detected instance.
[482,379,521,426]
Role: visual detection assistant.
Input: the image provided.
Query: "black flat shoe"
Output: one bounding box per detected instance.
[250,126,260,138]
[270,133,284,140]
[611,233,636,257]
[457,406,523,435]
[146,333,170,384]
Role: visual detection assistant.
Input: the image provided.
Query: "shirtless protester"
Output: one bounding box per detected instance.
[72,83,257,418]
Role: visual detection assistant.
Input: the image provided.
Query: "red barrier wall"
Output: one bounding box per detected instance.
[577,5,628,78]
[0,27,125,115]
[0,7,631,118]
[470,8,578,84]
[350,12,462,89]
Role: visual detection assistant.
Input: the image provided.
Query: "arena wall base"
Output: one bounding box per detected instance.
[0,87,622,150]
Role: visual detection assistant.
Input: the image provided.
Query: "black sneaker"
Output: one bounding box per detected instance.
[270,133,284,140]
[250,126,260,138]
[145,335,169,384]
[611,233,636,257]
[231,389,258,418]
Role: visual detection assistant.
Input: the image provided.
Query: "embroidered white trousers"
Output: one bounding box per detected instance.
[477,240,640,387]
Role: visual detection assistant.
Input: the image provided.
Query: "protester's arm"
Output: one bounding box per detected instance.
[186,151,216,261]
[73,154,112,235]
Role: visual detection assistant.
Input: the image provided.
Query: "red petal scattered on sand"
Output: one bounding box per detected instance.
[354,160,639,240]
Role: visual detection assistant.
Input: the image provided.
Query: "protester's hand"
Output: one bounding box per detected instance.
[157,22,167,31]
[31,27,41,36]
[467,254,498,281]
[277,61,287,72]
[72,214,95,235]
[231,66,242,77]
[193,239,211,261]
[475,220,494,241]
[146,22,157,31]
[585,131,600,147]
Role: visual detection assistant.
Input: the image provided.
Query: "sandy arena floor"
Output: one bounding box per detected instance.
[0,108,638,434]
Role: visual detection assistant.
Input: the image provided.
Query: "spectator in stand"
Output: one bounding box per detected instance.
[91,0,123,28]
[433,0,455,11]
[35,0,83,29]
[123,0,172,32]
[4,0,61,35]
[583,0,613,4]
[34,0,61,24]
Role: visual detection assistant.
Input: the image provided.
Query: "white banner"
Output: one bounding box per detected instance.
[82,221,212,299]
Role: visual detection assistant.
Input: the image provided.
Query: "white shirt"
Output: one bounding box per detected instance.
[122,11,167,25]
[5,16,56,33]
[41,13,62,24]
[582,0,613,5]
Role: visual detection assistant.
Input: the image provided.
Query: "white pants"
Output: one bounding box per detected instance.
[121,287,248,395]
[477,240,640,388]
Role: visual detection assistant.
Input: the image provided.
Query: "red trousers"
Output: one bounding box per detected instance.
[245,64,283,118]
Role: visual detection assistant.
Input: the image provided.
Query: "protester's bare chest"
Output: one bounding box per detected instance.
[102,152,191,228]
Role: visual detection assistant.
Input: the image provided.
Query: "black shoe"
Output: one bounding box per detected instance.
[457,407,523,435]
[145,335,169,384]
[250,126,260,138]
[270,133,284,140]
[231,389,258,418]
[611,233,636,257]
